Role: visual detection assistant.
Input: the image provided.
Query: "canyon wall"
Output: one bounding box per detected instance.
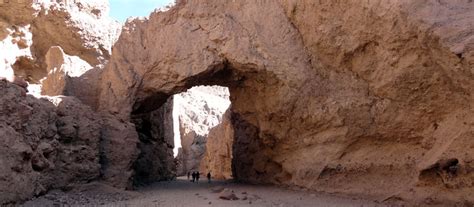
[0,80,101,204]
[199,109,234,180]
[99,0,474,205]
[0,0,130,203]
[0,0,120,104]
[174,86,230,176]
[131,97,175,186]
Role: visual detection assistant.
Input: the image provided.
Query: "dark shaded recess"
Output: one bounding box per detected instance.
[132,91,171,115]
[419,158,460,185]
[131,99,175,186]
[231,112,261,181]
[132,113,154,143]
[231,112,291,184]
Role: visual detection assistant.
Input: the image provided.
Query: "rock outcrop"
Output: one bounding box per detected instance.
[174,86,230,176]
[42,46,89,94]
[199,109,234,180]
[99,0,474,205]
[0,0,122,203]
[0,0,120,103]
[0,80,101,204]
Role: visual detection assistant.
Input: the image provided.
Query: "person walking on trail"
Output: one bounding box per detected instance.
[187,171,191,181]
[196,171,200,183]
[207,172,211,183]
[191,171,196,182]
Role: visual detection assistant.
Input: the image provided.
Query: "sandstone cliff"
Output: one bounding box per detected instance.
[99,0,474,204]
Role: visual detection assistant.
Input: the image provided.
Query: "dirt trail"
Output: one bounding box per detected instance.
[23,177,390,206]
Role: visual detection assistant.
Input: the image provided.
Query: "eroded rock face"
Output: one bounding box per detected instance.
[0,80,101,204]
[0,0,120,103]
[99,114,139,190]
[173,86,230,176]
[42,46,90,94]
[199,110,234,180]
[99,0,474,204]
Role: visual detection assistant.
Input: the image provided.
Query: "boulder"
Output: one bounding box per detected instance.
[218,189,239,200]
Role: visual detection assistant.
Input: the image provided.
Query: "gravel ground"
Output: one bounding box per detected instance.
[22,177,391,207]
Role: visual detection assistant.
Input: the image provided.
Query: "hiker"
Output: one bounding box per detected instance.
[196,171,200,183]
[187,171,191,181]
[191,171,196,182]
[207,172,211,183]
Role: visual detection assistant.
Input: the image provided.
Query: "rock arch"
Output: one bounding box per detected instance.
[98,0,474,203]
[99,0,317,187]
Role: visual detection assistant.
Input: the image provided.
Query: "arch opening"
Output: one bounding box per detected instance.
[115,60,292,187]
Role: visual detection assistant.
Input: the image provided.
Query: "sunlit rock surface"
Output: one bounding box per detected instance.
[174,86,230,176]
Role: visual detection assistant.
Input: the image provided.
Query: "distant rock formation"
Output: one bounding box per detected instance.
[174,86,230,176]
[200,109,234,180]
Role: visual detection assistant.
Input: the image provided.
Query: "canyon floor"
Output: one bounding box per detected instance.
[22,177,394,207]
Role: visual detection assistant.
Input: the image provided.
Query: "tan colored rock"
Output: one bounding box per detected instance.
[200,109,233,180]
[218,188,239,200]
[99,0,474,205]
[42,46,91,95]
[174,86,230,176]
[0,0,120,101]
[41,46,101,107]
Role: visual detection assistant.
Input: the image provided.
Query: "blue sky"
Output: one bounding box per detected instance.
[109,0,175,22]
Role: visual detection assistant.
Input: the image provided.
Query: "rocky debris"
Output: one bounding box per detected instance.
[99,0,474,205]
[174,86,230,176]
[0,80,101,204]
[22,182,134,207]
[218,189,239,200]
[199,109,234,180]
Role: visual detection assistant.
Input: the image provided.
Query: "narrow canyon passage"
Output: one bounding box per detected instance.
[130,85,234,186]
